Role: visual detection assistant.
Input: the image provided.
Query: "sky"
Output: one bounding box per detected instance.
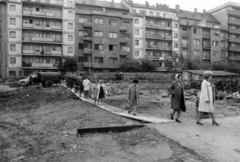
[113,0,240,12]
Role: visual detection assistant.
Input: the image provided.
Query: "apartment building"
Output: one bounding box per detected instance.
[208,2,240,65]
[0,0,7,78]
[5,0,75,78]
[174,5,228,68]
[122,0,180,71]
[75,0,133,73]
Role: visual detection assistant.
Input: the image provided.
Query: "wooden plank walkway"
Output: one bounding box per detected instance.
[62,84,172,123]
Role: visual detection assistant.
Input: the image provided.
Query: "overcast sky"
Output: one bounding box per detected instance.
[114,0,240,12]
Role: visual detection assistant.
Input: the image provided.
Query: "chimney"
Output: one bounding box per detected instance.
[156,3,158,8]
[194,8,197,13]
[203,9,206,15]
[145,1,149,7]
[175,5,180,12]
[112,0,114,3]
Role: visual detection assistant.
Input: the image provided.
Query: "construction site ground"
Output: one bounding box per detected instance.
[0,83,239,162]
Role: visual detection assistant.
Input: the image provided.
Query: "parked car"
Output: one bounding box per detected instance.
[19,75,37,86]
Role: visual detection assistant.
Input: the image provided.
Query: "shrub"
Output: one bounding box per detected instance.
[120,59,158,72]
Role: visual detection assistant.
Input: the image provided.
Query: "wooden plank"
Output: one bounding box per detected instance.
[77,124,144,136]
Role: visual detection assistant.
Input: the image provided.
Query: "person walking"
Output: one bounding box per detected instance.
[168,73,186,123]
[197,71,219,126]
[83,76,90,98]
[93,80,108,105]
[127,79,139,116]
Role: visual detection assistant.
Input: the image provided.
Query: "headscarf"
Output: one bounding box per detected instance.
[175,73,182,80]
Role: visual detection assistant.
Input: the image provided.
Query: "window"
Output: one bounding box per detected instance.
[135,18,139,24]
[79,17,88,23]
[68,23,73,29]
[46,21,50,27]
[135,51,139,56]
[193,28,201,34]
[135,40,139,46]
[182,28,188,32]
[213,51,219,57]
[9,71,16,77]
[122,22,130,27]
[68,47,73,53]
[174,33,178,38]
[94,31,103,37]
[212,41,219,46]
[109,32,117,38]
[109,19,117,26]
[109,45,118,51]
[79,43,84,49]
[10,18,16,25]
[182,50,188,58]
[68,1,73,7]
[68,35,73,41]
[121,46,130,52]
[140,10,146,15]
[10,31,16,38]
[94,57,103,63]
[213,30,220,37]
[35,21,40,26]
[10,57,16,64]
[10,5,16,12]
[10,44,16,51]
[149,11,153,16]
[95,44,103,50]
[79,30,84,36]
[194,50,201,56]
[156,12,160,16]
[94,18,103,24]
[174,23,178,29]
[194,39,200,45]
[221,40,225,47]
[174,43,178,48]
[135,29,139,35]
[68,11,73,18]
[109,57,118,64]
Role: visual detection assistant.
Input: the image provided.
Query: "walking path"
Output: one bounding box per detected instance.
[150,117,240,162]
[62,85,172,123]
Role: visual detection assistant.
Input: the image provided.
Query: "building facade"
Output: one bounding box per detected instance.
[208,2,240,65]
[122,0,180,71]
[3,0,75,78]
[75,0,133,73]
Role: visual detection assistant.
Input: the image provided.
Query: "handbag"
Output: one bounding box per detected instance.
[123,99,132,110]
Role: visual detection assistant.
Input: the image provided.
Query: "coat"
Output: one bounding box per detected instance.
[93,83,107,100]
[168,80,186,112]
[198,79,215,113]
[128,84,139,106]
[83,79,90,91]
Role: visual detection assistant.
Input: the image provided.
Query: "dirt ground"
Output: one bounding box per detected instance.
[0,86,209,162]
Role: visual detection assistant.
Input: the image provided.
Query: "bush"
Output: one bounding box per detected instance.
[120,59,158,72]
[58,56,78,72]
[211,62,240,74]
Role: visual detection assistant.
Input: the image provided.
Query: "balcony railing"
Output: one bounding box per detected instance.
[202,56,211,60]
[229,46,240,52]
[23,50,62,55]
[22,10,62,19]
[83,62,92,68]
[83,36,92,41]
[229,28,240,34]
[146,44,172,50]
[181,32,188,37]
[202,34,211,39]
[120,26,128,31]
[23,23,62,30]
[229,56,240,60]
[120,51,129,56]
[76,10,133,19]
[83,22,93,27]
[83,48,92,54]
[203,45,211,49]
[228,19,240,26]
[22,62,58,68]
[182,44,188,48]
[22,0,63,6]
[145,23,172,30]
[119,38,129,43]
[145,34,172,40]
[229,37,240,43]
[22,37,62,43]
[228,10,240,17]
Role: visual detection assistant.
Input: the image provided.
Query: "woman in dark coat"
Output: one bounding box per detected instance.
[168,73,186,123]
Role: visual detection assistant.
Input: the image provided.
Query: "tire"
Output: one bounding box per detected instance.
[42,81,46,87]
[20,82,25,86]
[46,80,53,88]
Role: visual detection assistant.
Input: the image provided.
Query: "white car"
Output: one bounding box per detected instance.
[19,75,37,86]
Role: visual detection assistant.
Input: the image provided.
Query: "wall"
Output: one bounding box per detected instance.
[210,8,229,27]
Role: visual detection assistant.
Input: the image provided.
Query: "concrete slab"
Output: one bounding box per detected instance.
[150,117,240,162]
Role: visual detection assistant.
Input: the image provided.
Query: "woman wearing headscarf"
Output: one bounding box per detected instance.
[93,80,108,105]
[197,71,219,126]
[128,79,139,116]
[168,73,186,123]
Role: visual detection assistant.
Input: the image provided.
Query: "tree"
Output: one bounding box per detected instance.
[58,56,78,72]
[120,59,158,72]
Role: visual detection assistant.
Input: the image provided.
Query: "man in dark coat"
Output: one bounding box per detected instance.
[168,73,186,123]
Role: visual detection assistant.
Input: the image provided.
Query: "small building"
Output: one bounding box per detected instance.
[182,70,240,81]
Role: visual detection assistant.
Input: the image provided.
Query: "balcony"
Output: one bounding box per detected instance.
[145,55,165,60]
[145,34,172,40]
[120,26,128,31]
[83,36,92,41]
[202,56,211,60]
[202,34,211,39]
[76,10,133,19]
[23,49,34,54]
[182,44,188,48]
[145,45,172,50]
[119,38,129,43]
[181,32,188,37]
[83,22,93,28]
[120,51,129,56]
[228,19,240,26]
[203,45,211,49]
[22,10,62,19]
[22,0,63,7]
[92,63,119,69]
[229,56,240,60]
[229,28,240,34]
[228,10,240,17]
[22,37,62,44]
[229,46,240,52]
[83,48,92,54]
[229,37,240,43]
[83,62,92,68]
[145,23,172,30]
[22,62,58,69]
[22,50,62,56]
[22,24,62,31]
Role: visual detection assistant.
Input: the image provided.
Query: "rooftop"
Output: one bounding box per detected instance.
[75,0,128,10]
[208,1,240,13]
[184,70,240,76]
